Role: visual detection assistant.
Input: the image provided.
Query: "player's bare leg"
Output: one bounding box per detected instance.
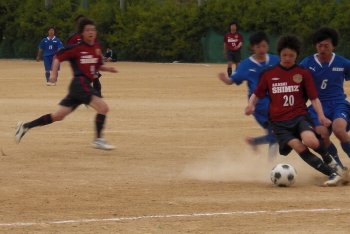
[89,96,115,150]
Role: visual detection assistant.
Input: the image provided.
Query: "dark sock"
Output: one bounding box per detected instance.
[45,71,50,82]
[328,143,344,168]
[341,141,350,159]
[95,114,106,139]
[250,135,271,145]
[227,67,232,76]
[298,149,334,176]
[24,114,53,129]
[314,146,333,165]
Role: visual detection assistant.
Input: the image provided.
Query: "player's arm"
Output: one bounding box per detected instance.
[49,57,60,83]
[223,42,228,59]
[99,65,117,73]
[245,94,258,115]
[36,48,43,61]
[218,72,233,85]
[310,98,331,127]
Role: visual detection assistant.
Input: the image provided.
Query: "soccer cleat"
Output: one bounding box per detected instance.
[15,122,28,144]
[328,160,348,181]
[92,138,115,150]
[46,82,56,86]
[324,173,342,187]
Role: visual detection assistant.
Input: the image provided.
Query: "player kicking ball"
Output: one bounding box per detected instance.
[15,18,117,150]
[245,35,343,186]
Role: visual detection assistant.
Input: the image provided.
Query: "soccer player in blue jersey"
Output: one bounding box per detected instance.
[218,31,279,159]
[36,27,63,86]
[300,27,350,177]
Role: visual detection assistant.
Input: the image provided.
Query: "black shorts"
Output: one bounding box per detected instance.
[270,115,319,156]
[59,76,101,109]
[227,50,241,63]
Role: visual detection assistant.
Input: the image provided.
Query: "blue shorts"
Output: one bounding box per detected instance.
[43,55,60,71]
[253,99,270,129]
[43,55,53,71]
[308,100,350,130]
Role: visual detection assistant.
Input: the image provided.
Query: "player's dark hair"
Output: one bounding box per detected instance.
[48,26,55,32]
[78,18,96,34]
[74,14,86,23]
[312,27,339,47]
[229,21,238,29]
[249,31,269,46]
[277,35,301,56]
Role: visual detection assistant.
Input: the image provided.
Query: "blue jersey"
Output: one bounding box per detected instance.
[38,36,63,57]
[230,54,279,97]
[300,53,350,101]
[230,54,279,128]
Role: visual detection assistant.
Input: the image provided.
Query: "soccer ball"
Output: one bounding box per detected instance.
[270,163,297,187]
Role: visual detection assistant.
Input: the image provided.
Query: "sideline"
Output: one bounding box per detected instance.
[0,208,343,227]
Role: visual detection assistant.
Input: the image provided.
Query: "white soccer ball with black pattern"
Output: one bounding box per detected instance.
[270,163,297,187]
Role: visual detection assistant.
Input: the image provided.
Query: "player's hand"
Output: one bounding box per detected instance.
[108,67,118,73]
[319,116,331,127]
[245,105,255,115]
[218,72,233,84]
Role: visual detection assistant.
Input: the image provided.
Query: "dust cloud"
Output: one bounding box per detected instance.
[181,146,322,186]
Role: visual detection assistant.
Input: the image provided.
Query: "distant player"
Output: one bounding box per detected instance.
[245,35,343,186]
[218,31,279,159]
[224,21,243,76]
[67,14,103,97]
[300,27,350,173]
[36,26,63,86]
[16,18,117,150]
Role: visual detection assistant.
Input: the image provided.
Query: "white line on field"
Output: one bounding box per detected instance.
[0,208,343,227]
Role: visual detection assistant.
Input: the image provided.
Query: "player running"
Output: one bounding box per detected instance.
[245,35,343,186]
[218,31,279,159]
[36,26,63,86]
[300,27,350,177]
[67,14,103,97]
[16,18,117,150]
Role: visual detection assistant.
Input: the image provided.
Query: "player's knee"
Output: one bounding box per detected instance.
[52,113,65,121]
[99,105,109,115]
[332,125,346,137]
[303,138,320,149]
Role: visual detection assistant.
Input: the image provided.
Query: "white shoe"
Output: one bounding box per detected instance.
[46,82,56,86]
[92,138,115,150]
[15,122,28,144]
[324,173,342,187]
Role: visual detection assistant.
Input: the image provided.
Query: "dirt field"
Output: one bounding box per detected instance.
[0,60,350,233]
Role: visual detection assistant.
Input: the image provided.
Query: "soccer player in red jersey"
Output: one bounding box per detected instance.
[15,18,117,150]
[67,15,103,97]
[224,21,243,76]
[245,35,343,186]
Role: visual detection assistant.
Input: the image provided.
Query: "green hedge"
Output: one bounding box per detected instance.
[1,0,350,61]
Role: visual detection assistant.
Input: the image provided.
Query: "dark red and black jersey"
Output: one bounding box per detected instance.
[254,64,318,122]
[55,42,103,81]
[66,33,82,45]
[224,32,243,51]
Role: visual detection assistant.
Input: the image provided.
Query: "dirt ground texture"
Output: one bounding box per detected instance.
[0,60,350,233]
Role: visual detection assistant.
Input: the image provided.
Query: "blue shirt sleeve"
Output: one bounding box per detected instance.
[229,62,248,85]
